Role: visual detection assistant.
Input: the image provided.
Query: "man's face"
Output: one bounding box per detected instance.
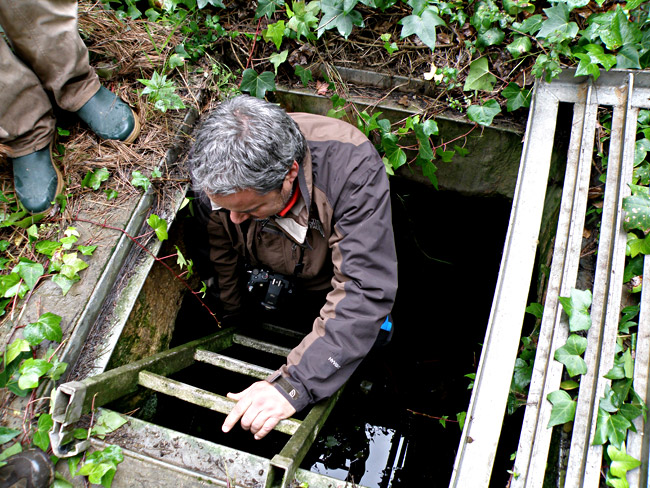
[209,161,299,225]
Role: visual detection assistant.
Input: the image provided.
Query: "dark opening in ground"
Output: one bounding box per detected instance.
[131,176,514,487]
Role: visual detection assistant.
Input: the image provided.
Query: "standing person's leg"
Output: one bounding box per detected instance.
[0,0,139,143]
[0,35,61,213]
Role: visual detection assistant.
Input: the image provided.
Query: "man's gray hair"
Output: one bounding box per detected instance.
[189,95,306,196]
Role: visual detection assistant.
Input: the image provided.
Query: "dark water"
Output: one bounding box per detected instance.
[144,177,515,487]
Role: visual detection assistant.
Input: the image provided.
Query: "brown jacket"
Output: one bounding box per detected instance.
[205,113,398,411]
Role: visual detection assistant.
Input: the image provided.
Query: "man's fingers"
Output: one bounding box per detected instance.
[222,394,251,432]
[254,417,280,440]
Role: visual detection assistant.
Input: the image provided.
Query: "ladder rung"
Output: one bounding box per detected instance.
[233,334,292,357]
[261,322,306,340]
[138,371,301,435]
[194,349,274,380]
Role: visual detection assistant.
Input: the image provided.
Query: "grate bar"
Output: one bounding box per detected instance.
[449,78,560,487]
[194,349,274,380]
[233,334,293,357]
[513,85,599,488]
[138,371,301,435]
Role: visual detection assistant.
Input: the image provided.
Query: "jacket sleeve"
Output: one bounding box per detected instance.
[205,210,243,315]
[273,149,398,412]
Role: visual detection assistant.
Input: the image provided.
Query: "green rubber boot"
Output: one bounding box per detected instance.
[9,144,63,214]
[76,86,140,143]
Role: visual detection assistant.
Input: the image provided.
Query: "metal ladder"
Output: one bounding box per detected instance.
[49,325,346,488]
[450,69,650,487]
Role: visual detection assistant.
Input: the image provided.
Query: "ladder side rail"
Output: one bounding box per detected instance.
[627,257,650,486]
[268,386,345,488]
[449,80,560,487]
[513,90,598,487]
[233,334,293,357]
[137,371,302,435]
[566,74,637,487]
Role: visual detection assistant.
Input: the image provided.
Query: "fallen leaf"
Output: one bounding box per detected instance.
[316,80,329,96]
[398,95,410,107]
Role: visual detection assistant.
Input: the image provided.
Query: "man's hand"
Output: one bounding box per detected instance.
[222,381,296,440]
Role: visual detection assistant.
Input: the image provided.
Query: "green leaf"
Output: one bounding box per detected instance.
[240,69,276,99]
[456,411,466,431]
[381,134,407,169]
[35,240,60,257]
[23,312,63,346]
[12,259,44,291]
[91,411,128,439]
[398,8,446,50]
[554,334,588,377]
[0,427,20,445]
[608,443,641,478]
[502,83,531,112]
[33,414,53,452]
[623,190,650,233]
[60,253,89,280]
[131,171,151,191]
[537,3,578,41]
[269,50,288,74]
[18,358,53,389]
[0,443,22,462]
[463,58,496,92]
[420,158,438,189]
[617,45,641,70]
[506,36,532,59]
[294,65,313,86]
[526,302,544,319]
[574,44,617,81]
[264,20,286,49]
[318,0,364,39]
[5,338,30,365]
[558,288,592,332]
[78,245,97,256]
[286,1,319,41]
[76,445,124,487]
[81,168,110,191]
[104,189,118,200]
[52,273,80,296]
[513,14,543,35]
[147,214,168,242]
[467,100,501,126]
[593,407,631,448]
[476,27,505,50]
[547,390,576,427]
[255,0,282,18]
[512,357,532,392]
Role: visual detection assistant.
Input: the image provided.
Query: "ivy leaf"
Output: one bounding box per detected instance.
[0,427,20,445]
[467,100,501,126]
[463,58,496,92]
[381,134,407,169]
[476,27,505,51]
[294,65,313,86]
[75,445,123,486]
[512,357,532,392]
[78,245,97,256]
[197,0,225,8]
[131,171,151,191]
[513,14,543,35]
[608,443,641,479]
[413,120,437,161]
[286,1,319,41]
[623,190,650,234]
[91,411,128,439]
[419,158,438,190]
[502,83,532,112]
[537,3,578,41]
[593,407,631,448]
[436,148,455,163]
[240,69,276,99]
[612,5,642,47]
[318,0,364,39]
[398,8,446,50]
[147,214,168,242]
[33,414,53,452]
[52,273,80,296]
[547,390,576,427]
[81,168,110,191]
[5,338,31,366]
[12,259,44,291]
[558,288,592,332]
[104,189,118,200]
[574,44,617,81]
[617,45,641,70]
[18,358,53,389]
[269,50,288,74]
[35,240,60,257]
[506,36,532,59]
[256,0,284,18]
[264,20,286,50]
[23,312,62,346]
[554,334,588,377]
[60,253,89,280]
[456,411,466,431]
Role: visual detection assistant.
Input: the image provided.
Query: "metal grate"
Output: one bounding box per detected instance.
[450,69,650,487]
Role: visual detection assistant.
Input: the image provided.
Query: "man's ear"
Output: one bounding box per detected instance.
[286,161,299,185]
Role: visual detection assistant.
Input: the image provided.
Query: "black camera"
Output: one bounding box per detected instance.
[247,267,294,310]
